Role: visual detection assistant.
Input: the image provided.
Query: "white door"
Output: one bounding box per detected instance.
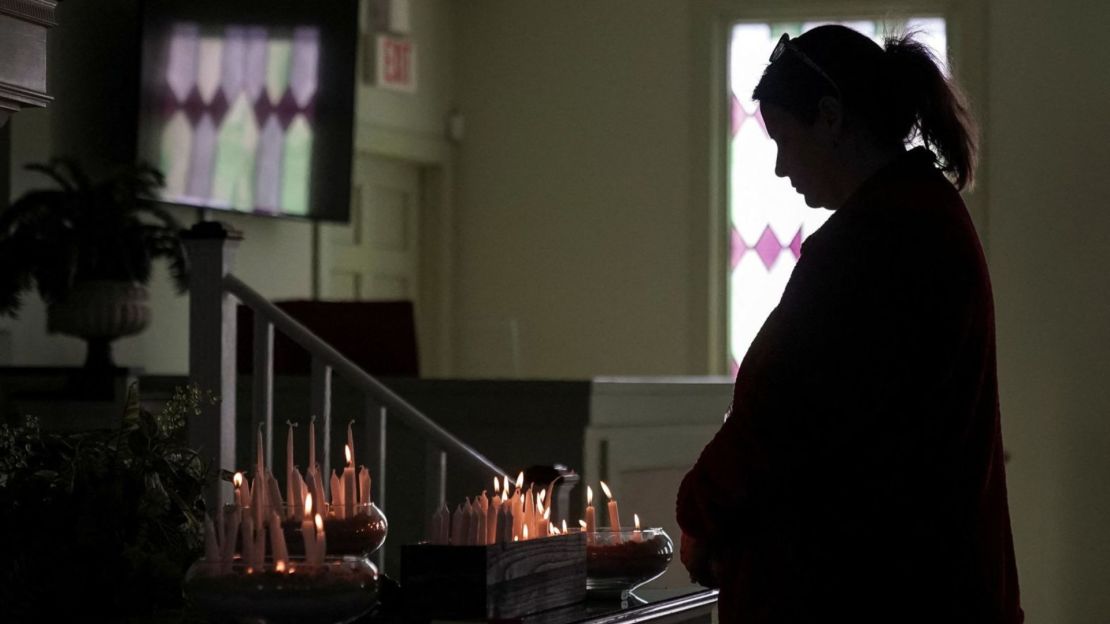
[319,153,421,302]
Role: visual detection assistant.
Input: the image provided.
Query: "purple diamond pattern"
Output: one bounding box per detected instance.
[754,226,782,270]
[730,227,744,270]
[275,90,300,130]
[208,89,230,126]
[789,228,803,260]
[733,226,807,271]
[182,87,206,127]
[730,94,743,138]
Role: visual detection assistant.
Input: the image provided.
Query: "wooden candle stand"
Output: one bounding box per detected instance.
[401,532,586,619]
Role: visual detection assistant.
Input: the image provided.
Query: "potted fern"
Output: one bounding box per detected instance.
[0,159,188,369]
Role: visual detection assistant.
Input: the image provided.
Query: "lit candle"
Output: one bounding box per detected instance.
[585,485,595,533]
[309,468,326,519]
[314,513,327,564]
[301,493,317,564]
[600,481,622,540]
[541,506,551,537]
[632,513,643,542]
[523,487,534,539]
[343,445,357,517]
[500,499,514,543]
[346,420,356,468]
[487,480,502,545]
[511,491,523,541]
[562,519,568,535]
[291,469,306,519]
[233,472,245,508]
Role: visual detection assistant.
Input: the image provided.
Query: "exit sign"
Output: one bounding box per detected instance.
[375,35,417,93]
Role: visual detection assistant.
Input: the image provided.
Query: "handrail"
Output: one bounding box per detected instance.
[223,273,506,478]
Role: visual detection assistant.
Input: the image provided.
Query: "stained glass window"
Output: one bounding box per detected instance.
[153,23,320,216]
[727,18,947,375]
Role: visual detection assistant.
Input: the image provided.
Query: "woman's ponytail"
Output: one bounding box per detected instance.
[882,34,978,190]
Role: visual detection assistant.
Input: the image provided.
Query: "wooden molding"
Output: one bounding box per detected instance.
[0,0,56,117]
[0,0,57,27]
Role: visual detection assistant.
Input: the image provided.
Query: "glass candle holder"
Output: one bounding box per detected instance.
[279,502,388,556]
[183,555,379,624]
[585,527,674,598]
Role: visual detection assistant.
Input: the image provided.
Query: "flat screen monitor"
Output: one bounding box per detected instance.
[136,0,358,222]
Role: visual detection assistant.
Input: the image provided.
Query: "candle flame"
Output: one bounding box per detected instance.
[305,493,313,517]
[550,522,557,535]
[543,507,551,520]
[233,472,244,489]
[586,485,593,505]
[246,567,254,575]
[562,519,568,533]
[579,519,587,529]
[515,471,524,490]
[315,513,324,532]
[345,444,352,466]
[288,567,296,574]
[599,480,613,499]
[634,513,640,530]
[523,524,529,540]
[494,476,500,492]
[275,560,286,573]
[538,489,546,505]
[513,536,519,542]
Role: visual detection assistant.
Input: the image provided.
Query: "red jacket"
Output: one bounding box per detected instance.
[677,148,1022,623]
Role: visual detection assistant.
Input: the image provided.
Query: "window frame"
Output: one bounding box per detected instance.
[688,0,989,375]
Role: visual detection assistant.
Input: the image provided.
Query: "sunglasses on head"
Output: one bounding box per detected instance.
[769,32,841,95]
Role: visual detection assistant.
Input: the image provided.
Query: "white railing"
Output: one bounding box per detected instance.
[182,222,506,542]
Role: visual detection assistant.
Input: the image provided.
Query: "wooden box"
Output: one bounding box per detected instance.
[401,532,586,620]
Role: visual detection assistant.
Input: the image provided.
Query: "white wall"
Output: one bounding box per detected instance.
[987,1,1110,621]
[452,2,694,379]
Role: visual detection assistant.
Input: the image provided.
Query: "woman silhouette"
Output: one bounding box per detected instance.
[677,25,1022,623]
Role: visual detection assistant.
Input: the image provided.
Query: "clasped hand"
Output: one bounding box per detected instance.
[680,531,721,589]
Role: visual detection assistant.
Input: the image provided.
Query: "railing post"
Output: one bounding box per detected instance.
[311,357,333,494]
[364,400,387,570]
[183,221,242,510]
[424,445,447,537]
[252,317,274,469]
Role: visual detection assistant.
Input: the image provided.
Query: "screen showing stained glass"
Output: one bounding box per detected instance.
[137,0,357,222]
[727,18,947,374]
[152,24,318,216]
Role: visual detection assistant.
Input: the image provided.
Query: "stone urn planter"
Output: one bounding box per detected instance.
[46,281,151,369]
[0,160,187,371]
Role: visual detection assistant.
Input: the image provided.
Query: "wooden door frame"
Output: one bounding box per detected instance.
[313,122,456,377]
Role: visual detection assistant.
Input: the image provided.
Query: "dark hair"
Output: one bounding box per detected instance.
[752,25,978,190]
